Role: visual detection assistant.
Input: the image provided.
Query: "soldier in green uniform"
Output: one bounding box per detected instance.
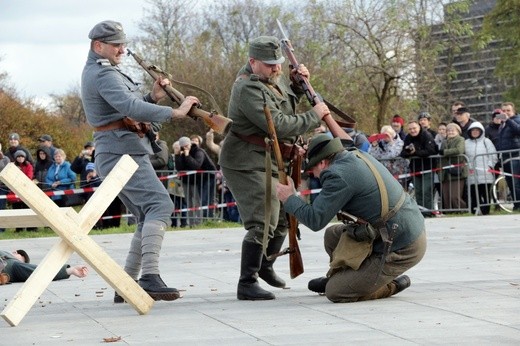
[219,36,330,300]
[276,134,427,302]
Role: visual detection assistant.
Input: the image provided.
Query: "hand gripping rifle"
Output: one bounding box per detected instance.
[262,92,304,279]
[276,20,355,140]
[127,49,232,135]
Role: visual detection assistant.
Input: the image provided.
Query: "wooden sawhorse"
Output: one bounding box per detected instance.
[0,155,154,326]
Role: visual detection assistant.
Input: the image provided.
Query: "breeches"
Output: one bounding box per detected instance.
[221,167,287,244]
[323,224,427,302]
[96,153,174,225]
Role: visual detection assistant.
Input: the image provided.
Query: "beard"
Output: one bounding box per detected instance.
[266,70,283,85]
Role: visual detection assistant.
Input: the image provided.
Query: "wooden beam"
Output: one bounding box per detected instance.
[0,156,154,326]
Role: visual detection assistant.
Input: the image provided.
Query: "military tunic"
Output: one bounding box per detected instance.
[81,49,174,225]
[219,63,321,241]
[282,149,427,302]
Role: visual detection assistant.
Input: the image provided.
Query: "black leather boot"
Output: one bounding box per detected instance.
[392,275,411,295]
[138,274,180,301]
[237,241,275,300]
[308,277,328,293]
[258,236,286,288]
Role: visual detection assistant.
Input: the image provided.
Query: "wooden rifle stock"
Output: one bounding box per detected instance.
[262,95,304,279]
[127,49,232,135]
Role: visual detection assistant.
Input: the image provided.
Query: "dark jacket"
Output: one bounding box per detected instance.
[34,146,53,189]
[485,122,501,148]
[496,114,520,155]
[401,129,438,173]
[175,144,217,184]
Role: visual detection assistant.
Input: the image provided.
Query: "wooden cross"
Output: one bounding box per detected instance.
[0,155,154,326]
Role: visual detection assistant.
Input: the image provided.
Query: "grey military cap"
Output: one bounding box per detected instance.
[249,36,285,64]
[88,20,129,44]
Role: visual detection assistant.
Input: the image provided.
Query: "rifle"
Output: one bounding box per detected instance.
[276,20,355,140]
[262,92,304,279]
[127,49,232,135]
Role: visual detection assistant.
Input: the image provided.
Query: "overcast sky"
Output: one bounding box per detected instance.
[0,0,148,106]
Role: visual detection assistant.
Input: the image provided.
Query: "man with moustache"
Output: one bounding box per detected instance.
[81,20,199,302]
[219,36,330,300]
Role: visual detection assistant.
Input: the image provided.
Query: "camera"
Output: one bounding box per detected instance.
[405,144,415,152]
[496,113,507,121]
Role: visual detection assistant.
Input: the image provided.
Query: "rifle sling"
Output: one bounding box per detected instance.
[322,98,357,128]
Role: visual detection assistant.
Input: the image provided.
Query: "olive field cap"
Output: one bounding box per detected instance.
[38,134,52,142]
[88,20,129,44]
[249,36,285,64]
[305,134,343,170]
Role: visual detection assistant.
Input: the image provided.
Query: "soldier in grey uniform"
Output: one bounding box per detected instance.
[219,36,330,300]
[276,134,427,302]
[81,20,199,302]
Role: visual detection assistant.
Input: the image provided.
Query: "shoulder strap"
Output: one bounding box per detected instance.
[354,151,406,224]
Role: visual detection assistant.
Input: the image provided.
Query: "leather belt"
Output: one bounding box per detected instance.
[232,131,299,161]
[94,119,126,132]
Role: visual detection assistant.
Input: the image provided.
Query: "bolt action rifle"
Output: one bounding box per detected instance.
[127,49,232,135]
[262,92,304,279]
[276,20,355,140]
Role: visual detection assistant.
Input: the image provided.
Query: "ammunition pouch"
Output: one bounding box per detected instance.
[343,222,378,243]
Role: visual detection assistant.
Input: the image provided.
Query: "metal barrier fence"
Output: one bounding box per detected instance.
[159,170,240,227]
[379,148,520,215]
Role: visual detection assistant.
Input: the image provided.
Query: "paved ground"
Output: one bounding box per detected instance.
[1,214,519,345]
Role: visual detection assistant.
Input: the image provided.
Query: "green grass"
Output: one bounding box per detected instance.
[0,220,243,240]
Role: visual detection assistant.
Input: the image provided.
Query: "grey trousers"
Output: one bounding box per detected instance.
[323,224,427,302]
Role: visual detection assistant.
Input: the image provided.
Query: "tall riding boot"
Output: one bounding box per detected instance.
[357,275,411,301]
[237,240,275,300]
[258,236,286,288]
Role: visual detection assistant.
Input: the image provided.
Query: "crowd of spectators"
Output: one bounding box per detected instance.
[1,99,518,232]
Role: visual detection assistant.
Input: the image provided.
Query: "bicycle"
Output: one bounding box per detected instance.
[491,156,519,213]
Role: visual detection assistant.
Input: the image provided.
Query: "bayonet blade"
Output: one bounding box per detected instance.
[276,19,289,41]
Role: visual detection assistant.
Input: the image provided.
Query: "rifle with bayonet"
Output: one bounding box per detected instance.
[262,92,304,279]
[276,20,355,140]
[127,49,232,135]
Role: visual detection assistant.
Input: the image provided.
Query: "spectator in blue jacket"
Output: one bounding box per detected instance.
[45,149,77,207]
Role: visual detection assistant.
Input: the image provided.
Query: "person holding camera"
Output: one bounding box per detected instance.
[276,134,426,303]
[71,141,95,188]
[401,121,438,211]
[495,102,520,210]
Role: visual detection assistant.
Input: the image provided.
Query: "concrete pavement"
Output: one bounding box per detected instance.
[1,214,519,345]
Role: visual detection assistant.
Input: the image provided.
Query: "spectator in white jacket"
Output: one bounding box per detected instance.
[465,122,498,215]
[369,125,408,180]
